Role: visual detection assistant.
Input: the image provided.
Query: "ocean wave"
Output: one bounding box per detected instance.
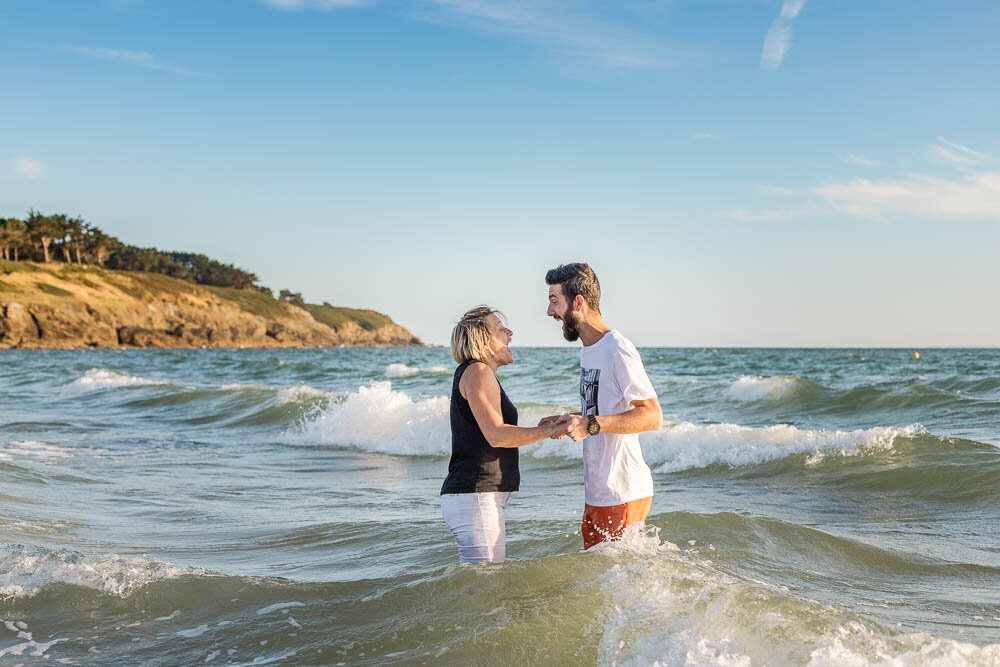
[384,363,449,378]
[274,385,336,406]
[284,380,927,470]
[596,527,1000,666]
[526,422,923,472]
[218,383,271,392]
[61,368,176,395]
[2,530,996,665]
[283,381,450,456]
[725,374,809,401]
[0,440,108,464]
[0,544,204,599]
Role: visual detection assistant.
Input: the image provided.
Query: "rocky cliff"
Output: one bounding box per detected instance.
[0,261,422,349]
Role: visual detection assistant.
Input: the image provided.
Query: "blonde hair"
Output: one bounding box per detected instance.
[451,306,504,364]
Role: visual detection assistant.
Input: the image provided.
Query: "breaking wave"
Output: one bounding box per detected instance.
[61,368,176,395]
[527,422,925,472]
[384,363,449,378]
[0,544,204,600]
[283,381,450,456]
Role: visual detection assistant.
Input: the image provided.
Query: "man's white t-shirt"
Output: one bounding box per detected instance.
[579,330,657,506]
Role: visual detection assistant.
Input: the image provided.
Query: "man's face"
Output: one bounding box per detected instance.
[547,284,581,342]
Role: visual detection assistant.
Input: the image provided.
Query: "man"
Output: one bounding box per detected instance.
[541,263,662,549]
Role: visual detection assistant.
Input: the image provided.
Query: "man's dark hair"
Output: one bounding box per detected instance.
[545,262,601,313]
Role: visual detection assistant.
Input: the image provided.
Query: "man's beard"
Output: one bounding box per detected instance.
[561,311,582,342]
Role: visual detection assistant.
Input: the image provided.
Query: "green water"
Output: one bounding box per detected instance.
[1,347,999,664]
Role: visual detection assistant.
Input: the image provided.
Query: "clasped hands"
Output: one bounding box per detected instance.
[538,414,590,442]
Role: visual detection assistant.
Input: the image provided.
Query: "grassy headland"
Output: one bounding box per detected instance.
[0,261,422,349]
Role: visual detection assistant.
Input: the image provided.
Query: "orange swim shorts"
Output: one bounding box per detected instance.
[581,496,652,550]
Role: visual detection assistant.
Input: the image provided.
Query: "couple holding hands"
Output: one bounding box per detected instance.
[441,263,663,563]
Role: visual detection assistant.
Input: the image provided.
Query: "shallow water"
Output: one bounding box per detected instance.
[1,347,999,664]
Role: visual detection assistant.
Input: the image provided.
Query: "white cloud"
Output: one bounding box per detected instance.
[738,140,1000,224]
[13,157,45,180]
[73,46,196,74]
[259,0,689,70]
[420,0,687,69]
[260,0,363,9]
[691,132,715,140]
[838,153,882,167]
[761,0,807,70]
[815,172,1000,223]
[930,137,993,167]
[781,0,808,20]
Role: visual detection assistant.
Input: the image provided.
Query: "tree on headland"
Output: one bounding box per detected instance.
[67,217,87,264]
[83,226,116,266]
[49,214,75,263]
[8,208,269,292]
[279,289,305,307]
[167,252,260,290]
[26,210,62,262]
[0,218,28,261]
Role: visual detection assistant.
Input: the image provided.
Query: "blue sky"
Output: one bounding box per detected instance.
[2,0,998,346]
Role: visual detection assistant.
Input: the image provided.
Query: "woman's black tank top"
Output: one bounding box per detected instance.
[440,360,520,494]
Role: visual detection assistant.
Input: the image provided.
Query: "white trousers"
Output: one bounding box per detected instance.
[440,492,512,563]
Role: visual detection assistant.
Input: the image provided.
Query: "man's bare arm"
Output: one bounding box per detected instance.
[563,397,662,441]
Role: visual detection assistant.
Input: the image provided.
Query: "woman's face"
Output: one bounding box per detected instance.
[486,314,514,367]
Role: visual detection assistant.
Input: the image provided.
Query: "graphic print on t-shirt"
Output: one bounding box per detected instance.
[580,368,600,416]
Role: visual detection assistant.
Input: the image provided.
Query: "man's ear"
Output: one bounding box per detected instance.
[574,294,586,312]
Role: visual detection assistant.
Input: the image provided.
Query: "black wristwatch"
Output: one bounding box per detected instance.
[587,415,601,436]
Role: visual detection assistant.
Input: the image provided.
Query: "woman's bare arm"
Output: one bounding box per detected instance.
[461,363,564,448]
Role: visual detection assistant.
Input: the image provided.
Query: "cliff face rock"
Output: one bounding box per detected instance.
[0,263,422,349]
[0,302,41,346]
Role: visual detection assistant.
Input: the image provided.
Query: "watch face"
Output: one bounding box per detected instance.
[588,418,600,435]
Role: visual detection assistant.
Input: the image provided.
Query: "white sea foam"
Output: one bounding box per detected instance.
[154,610,182,621]
[0,440,107,464]
[526,422,922,472]
[275,385,334,406]
[176,624,210,638]
[806,631,1000,666]
[0,636,67,658]
[0,544,204,599]
[61,368,174,395]
[384,363,448,378]
[725,375,800,401]
[595,527,1000,667]
[285,381,450,456]
[256,601,305,615]
[0,441,72,463]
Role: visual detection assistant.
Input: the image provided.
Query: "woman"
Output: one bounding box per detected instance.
[441,306,566,563]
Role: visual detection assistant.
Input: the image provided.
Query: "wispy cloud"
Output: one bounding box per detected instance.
[930,137,993,168]
[260,0,364,9]
[816,172,1000,223]
[838,153,882,167]
[72,46,197,75]
[735,140,1000,224]
[761,0,807,70]
[259,0,692,70]
[691,132,716,140]
[419,0,689,69]
[13,157,46,180]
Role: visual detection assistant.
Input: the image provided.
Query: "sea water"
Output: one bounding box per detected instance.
[1,347,999,664]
